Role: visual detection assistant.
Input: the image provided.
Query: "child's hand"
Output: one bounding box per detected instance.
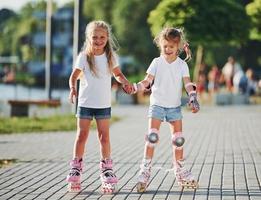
[69,87,77,104]
[122,83,136,94]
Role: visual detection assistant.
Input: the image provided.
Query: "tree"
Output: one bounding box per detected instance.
[0,9,16,26]
[0,1,58,62]
[111,0,161,66]
[148,0,251,81]
[0,9,17,55]
[246,0,261,40]
[83,0,115,23]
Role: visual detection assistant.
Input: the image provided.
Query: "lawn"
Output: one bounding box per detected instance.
[0,115,120,134]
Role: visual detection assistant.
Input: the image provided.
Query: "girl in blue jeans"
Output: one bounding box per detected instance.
[66,20,134,193]
[133,27,200,192]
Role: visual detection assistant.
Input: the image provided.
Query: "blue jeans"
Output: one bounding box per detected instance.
[76,107,111,120]
[148,105,182,122]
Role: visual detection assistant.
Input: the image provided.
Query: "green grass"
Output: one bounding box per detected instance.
[0,115,120,134]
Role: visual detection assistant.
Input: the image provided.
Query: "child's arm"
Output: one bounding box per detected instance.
[134,74,154,92]
[183,77,200,113]
[69,68,81,104]
[112,67,134,94]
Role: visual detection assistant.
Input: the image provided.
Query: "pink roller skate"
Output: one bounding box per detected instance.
[66,158,83,192]
[100,158,118,194]
[174,160,198,189]
[136,159,152,193]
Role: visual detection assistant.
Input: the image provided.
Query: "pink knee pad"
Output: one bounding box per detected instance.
[145,128,159,147]
[172,132,185,149]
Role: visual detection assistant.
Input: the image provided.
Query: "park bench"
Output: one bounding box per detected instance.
[8,99,61,117]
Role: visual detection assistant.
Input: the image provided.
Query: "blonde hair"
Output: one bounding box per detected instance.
[154,27,191,61]
[82,20,119,76]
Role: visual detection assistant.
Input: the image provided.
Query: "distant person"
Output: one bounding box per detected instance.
[208,65,221,95]
[1,65,15,83]
[246,68,258,96]
[66,20,134,193]
[233,65,248,94]
[132,27,199,192]
[222,56,235,92]
[197,71,207,95]
[197,62,207,96]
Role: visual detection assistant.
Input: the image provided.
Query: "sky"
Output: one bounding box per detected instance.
[0,0,71,11]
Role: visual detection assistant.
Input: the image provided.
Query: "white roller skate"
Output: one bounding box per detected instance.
[174,160,198,189]
[66,158,83,192]
[100,158,118,194]
[136,159,152,193]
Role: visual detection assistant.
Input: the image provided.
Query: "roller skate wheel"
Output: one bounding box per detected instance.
[136,182,147,193]
[68,182,81,192]
[179,180,198,189]
[101,183,118,194]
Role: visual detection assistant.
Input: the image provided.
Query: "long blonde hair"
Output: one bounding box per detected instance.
[82,20,119,76]
[154,27,191,61]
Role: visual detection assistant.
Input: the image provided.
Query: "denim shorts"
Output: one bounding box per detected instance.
[76,107,111,120]
[148,105,182,122]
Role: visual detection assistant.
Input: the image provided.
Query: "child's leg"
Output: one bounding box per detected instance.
[73,118,92,159]
[96,118,118,193]
[144,118,162,159]
[169,120,183,165]
[96,118,111,159]
[137,118,161,192]
[67,118,90,192]
[169,120,198,188]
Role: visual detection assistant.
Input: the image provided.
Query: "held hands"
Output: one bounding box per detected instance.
[68,87,77,104]
[122,82,136,94]
[122,82,150,95]
[188,92,200,113]
[123,81,152,95]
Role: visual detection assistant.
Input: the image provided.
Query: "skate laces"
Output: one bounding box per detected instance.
[139,159,152,181]
[100,159,116,178]
[102,168,116,178]
[69,167,81,177]
[175,161,193,181]
[69,158,83,175]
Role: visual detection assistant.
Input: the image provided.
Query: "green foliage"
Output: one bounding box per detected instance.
[0,1,57,59]
[111,0,161,66]
[0,8,16,27]
[83,0,115,22]
[0,16,18,55]
[0,115,120,134]
[126,73,146,83]
[148,0,251,46]
[15,72,35,85]
[246,0,261,40]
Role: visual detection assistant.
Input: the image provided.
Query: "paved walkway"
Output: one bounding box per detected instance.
[0,105,261,200]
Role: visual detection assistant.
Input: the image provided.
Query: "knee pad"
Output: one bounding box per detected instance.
[172,132,185,149]
[145,128,159,147]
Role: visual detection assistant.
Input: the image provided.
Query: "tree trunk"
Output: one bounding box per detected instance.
[193,44,204,82]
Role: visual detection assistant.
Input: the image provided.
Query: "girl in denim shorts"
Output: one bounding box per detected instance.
[133,27,200,192]
[66,20,135,193]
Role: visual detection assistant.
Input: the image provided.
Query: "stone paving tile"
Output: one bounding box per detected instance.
[0,105,261,200]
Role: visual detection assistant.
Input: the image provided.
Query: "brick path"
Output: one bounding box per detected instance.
[0,105,260,200]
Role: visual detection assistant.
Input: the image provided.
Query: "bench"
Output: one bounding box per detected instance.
[8,99,61,117]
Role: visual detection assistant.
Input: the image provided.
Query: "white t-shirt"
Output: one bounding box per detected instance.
[74,51,119,108]
[146,56,190,108]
